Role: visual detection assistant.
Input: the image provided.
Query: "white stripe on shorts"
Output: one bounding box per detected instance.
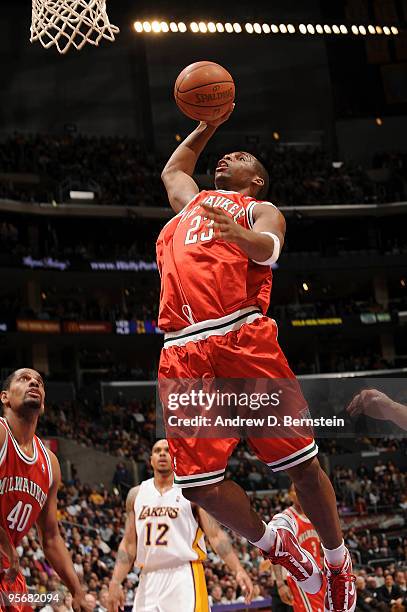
[267,441,318,472]
[173,468,226,488]
[163,306,263,348]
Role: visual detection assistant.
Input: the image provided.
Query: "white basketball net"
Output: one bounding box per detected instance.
[30,0,119,54]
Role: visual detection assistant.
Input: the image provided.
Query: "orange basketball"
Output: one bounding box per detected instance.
[174,61,235,122]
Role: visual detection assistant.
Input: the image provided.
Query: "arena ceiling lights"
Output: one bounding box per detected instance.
[133,20,400,36]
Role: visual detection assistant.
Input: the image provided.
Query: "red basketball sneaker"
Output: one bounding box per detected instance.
[324,549,356,612]
[264,513,323,594]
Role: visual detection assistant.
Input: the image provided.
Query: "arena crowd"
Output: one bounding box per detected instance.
[0,133,406,206]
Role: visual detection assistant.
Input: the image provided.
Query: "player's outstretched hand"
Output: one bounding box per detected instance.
[201,203,244,244]
[278,583,294,606]
[347,389,394,420]
[107,581,125,612]
[236,568,254,604]
[204,102,235,128]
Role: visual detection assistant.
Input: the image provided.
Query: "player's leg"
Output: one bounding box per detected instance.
[285,458,341,549]
[253,442,355,612]
[230,317,355,611]
[183,475,322,595]
[182,478,266,541]
[219,316,344,550]
[212,317,356,611]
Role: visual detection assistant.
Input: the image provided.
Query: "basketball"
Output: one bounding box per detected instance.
[174,61,235,122]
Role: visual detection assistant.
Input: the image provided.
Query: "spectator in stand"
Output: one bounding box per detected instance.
[95,588,109,612]
[355,496,368,516]
[112,462,132,494]
[208,584,223,607]
[247,465,264,491]
[222,585,238,604]
[84,593,97,611]
[395,571,407,596]
[355,576,386,612]
[369,537,381,561]
[376,575,405,607]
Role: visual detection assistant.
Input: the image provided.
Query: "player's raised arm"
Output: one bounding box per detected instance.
[197,507,254,604]
[161,103,234,214]
[251,203,286,256]
[35,452,90,612]
[107,486,139,612]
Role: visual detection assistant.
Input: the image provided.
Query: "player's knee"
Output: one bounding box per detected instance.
[285,456,321,485]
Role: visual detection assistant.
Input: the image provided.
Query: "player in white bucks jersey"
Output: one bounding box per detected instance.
[107,440,253,612]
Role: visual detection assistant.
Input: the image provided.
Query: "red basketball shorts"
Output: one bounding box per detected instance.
[159,307,318,488]
[0,571,32,612]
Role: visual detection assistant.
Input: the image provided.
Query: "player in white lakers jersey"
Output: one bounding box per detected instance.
[107,439,253,612]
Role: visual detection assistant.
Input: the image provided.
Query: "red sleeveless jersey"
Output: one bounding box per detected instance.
[284,506,322,568]
[0,418,52,564]
[156,190,274,332]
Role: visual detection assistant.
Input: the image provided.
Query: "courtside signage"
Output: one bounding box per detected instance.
[16,320,61,333]
[291,318,343,326]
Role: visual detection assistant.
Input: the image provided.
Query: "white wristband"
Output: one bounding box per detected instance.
[252,232,281,266]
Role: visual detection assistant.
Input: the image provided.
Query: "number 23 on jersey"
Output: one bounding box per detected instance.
[184,216,214,245]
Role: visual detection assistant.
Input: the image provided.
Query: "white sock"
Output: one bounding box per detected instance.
[250,521,276,552]
[322,540,346,566]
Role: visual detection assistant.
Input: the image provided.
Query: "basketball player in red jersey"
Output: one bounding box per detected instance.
[0,368,91,612]
[157,105,356,612]
[274,484,327,612]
